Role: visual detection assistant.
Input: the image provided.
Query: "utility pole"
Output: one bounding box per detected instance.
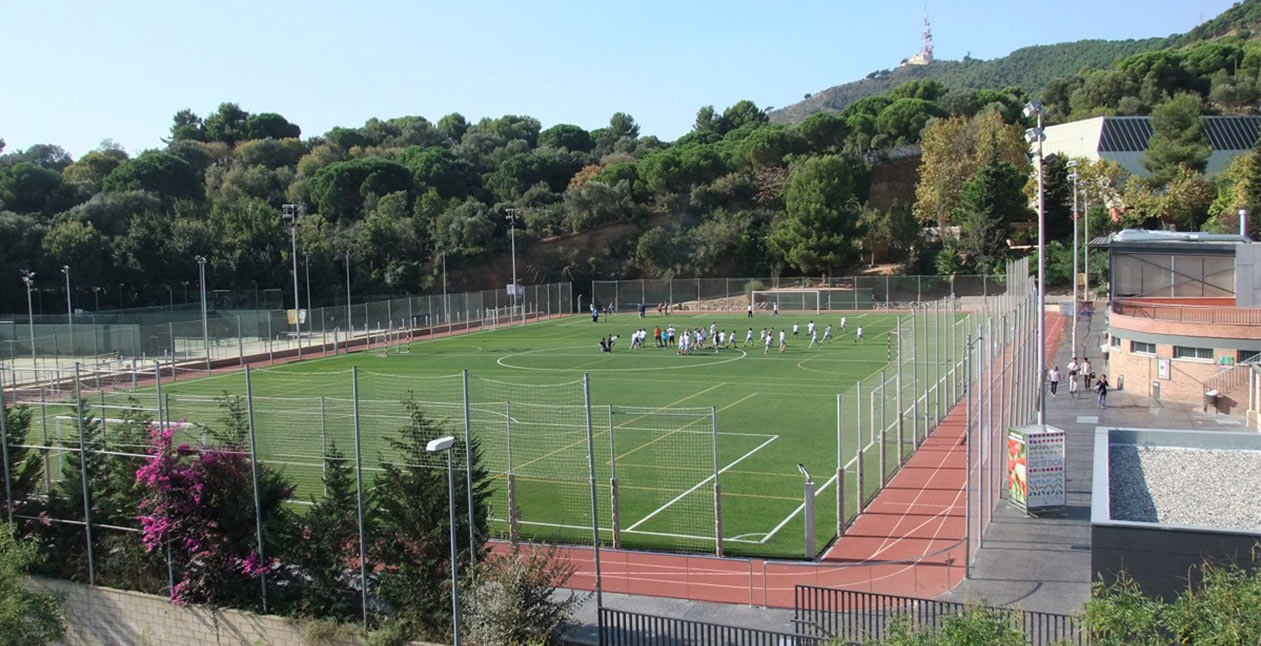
[282,204,303,360]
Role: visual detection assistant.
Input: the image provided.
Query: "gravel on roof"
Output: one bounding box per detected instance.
[1109,445,1261,532]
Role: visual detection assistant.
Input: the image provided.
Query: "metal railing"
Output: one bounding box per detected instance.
[1112,299,1261,325]
[1203,360,1255,397]
[792,586,1082,646]
[599,607,826,646]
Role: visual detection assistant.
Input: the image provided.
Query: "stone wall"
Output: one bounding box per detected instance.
[35,579,440,646]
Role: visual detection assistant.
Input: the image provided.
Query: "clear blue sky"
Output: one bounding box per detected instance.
[0,0,1236,158]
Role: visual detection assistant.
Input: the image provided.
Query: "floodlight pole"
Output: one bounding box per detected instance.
[1068,161,1080,359]
[283,204,303,360]
[344,249,352,340]
[1083,189,1091,324]
[195,256,210,373]
[61,266,72,357]
[21,271,37,370]
[505,208,520,325]
[1025,102,1047,430]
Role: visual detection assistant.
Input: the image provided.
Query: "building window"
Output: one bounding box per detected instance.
[1173,346,1213,360]
[1111,336,1121,348]
[1239,350,1260,364]
[1131,340,1156,355]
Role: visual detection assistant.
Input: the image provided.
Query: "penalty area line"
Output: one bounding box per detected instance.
[624,434,778,533]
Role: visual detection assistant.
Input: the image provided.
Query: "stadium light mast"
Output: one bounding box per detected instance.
[20,270,36,369]
[344,249,352,337]
[1024,100,1047,429]
[195,255,210,373]
[61,265,73,356]
[505,207,520,324]
[1067,160,1080,359]
[282,204,303,360]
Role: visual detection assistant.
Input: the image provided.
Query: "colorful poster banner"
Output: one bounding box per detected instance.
[1007,426,1066,512]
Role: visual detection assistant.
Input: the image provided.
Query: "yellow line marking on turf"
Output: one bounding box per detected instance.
[609,391,758,464]
[491,382,726,480]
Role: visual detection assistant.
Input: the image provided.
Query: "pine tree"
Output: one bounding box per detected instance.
[1,406,44,524]
[1144,93,1211,186]
[35,400,106,582]
[371,398,491,640]
[955,150,1029,272]
[294,441,362,621]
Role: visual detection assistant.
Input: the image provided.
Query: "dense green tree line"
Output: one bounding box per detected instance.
[0,83,1036,314]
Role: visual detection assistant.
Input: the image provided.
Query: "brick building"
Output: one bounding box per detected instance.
[1092,230,1261,414]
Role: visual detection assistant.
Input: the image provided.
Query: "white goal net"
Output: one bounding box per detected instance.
[751,290,821,314]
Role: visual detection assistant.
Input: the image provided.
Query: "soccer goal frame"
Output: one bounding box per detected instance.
[750,290,822,314]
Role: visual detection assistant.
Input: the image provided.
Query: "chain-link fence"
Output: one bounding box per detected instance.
[590,275,1008,313]
[0,282,574,388]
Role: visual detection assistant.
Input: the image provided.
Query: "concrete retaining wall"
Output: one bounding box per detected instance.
[34,579,441,646]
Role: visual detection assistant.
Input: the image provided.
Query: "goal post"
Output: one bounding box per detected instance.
[751,290,821,314]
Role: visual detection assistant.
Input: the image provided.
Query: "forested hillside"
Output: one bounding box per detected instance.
[770,38,1168,124]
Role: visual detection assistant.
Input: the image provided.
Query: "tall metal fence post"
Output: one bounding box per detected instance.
[461,370,475,564]
[351,367,370,631]
[267,317,274,365]
[879,368,888,485]
[711,405,722,557]
[243,367,268,612]
[964,331,973,578]
[608,406,620,549]
[582,374,604,611]
[855,382,864,512]
[505,401,519,543]
[912,306,920,447]
[237,316,244,367]
[0,370,12,525]
[154,362,175,596]
[320,396,328,497]
[896,324,905,466]
[73,364,96,585]
[835,393,844,536]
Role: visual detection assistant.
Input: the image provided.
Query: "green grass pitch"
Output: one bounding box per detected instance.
[76,310,953,560]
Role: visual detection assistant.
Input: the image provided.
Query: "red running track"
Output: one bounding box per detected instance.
[496,314,1068,608]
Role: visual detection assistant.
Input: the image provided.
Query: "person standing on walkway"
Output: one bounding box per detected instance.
[1068,366,1080,398]
[1081,358,1093,391]
[1095,374,1110,409]
[1049,366,1061,397]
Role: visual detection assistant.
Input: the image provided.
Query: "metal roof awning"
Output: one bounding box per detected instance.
[1091,229,1250,251]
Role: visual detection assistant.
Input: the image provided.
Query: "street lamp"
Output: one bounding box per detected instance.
[1067,161,1080,359]
[505,207,520,325]
[304,252,312,342]
[195,255,210,373]
[426,436,462,646]
[20,270,36,370]
[1024,100,1047,430]
[282,204,304,360]
[61,266,73,358]
[92,286,104,313]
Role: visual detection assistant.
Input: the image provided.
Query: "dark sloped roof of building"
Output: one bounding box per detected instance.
[1097,116,1261,153]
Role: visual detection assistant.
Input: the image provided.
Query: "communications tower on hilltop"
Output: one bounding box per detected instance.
[903,7,934,66]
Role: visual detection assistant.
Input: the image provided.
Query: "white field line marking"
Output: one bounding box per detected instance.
[489,517,762,544]
[757,472,838,543]
[624,434,778,532]
[611,391,757,463]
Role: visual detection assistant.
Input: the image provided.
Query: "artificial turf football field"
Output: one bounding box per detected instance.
[139,310,955,559]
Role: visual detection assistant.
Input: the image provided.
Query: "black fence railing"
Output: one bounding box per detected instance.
[793,586,1083,646]
[600,608,827,646]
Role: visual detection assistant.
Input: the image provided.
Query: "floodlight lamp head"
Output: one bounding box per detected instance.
[796,463,811,480]
[61,265,69,274]
[1022,100,1043,118]
[1066,160,1079,169]
[1024,128,1044,144]
[1066,173,1080,181]
[426,436,456,453]
[194,255,206,264]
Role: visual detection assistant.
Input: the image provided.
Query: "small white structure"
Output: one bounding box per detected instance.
[1040,115,1261,177]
